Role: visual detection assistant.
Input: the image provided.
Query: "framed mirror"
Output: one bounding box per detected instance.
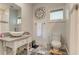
[9,3,22,32]
[0,3,22,32]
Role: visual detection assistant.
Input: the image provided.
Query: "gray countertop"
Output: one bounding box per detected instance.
[0,35,31,42]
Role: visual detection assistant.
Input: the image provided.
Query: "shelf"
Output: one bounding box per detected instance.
[0,21,8,23]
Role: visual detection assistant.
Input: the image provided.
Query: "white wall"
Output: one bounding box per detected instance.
[33,3,66,47]
[0,7,9,32]
[65,3,79,54]
[65,4,71,53]
[0,4,10,54]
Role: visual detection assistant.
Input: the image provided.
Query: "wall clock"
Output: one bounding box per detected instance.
[35,7,46,19]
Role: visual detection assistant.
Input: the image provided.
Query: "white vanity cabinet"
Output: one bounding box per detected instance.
[0,35,32,55]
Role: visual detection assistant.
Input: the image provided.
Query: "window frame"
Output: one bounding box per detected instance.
[50,9,64,21]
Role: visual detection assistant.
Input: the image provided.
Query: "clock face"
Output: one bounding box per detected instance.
[35,7,46,19]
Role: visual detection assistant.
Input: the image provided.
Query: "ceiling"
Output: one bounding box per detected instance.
[0,3,21,10]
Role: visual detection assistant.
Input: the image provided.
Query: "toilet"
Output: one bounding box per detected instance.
[51,33,61,49]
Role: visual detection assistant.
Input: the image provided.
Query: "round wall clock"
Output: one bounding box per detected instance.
[35,7,46,19]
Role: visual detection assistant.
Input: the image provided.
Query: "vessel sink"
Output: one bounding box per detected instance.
[9,32,24,37]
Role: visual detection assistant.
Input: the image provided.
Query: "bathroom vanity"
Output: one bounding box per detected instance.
[0,4,33,55]
[0,34,32,55]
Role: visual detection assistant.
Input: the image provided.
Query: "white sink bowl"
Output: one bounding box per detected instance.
[9,32,24,37]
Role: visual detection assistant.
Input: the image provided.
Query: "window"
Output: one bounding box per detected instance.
[50,9,63,21]
[17,17,21,24]
[36,23,42,37]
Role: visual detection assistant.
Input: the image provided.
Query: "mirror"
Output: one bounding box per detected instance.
[0,3,22,32]
[9,4,21,32]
